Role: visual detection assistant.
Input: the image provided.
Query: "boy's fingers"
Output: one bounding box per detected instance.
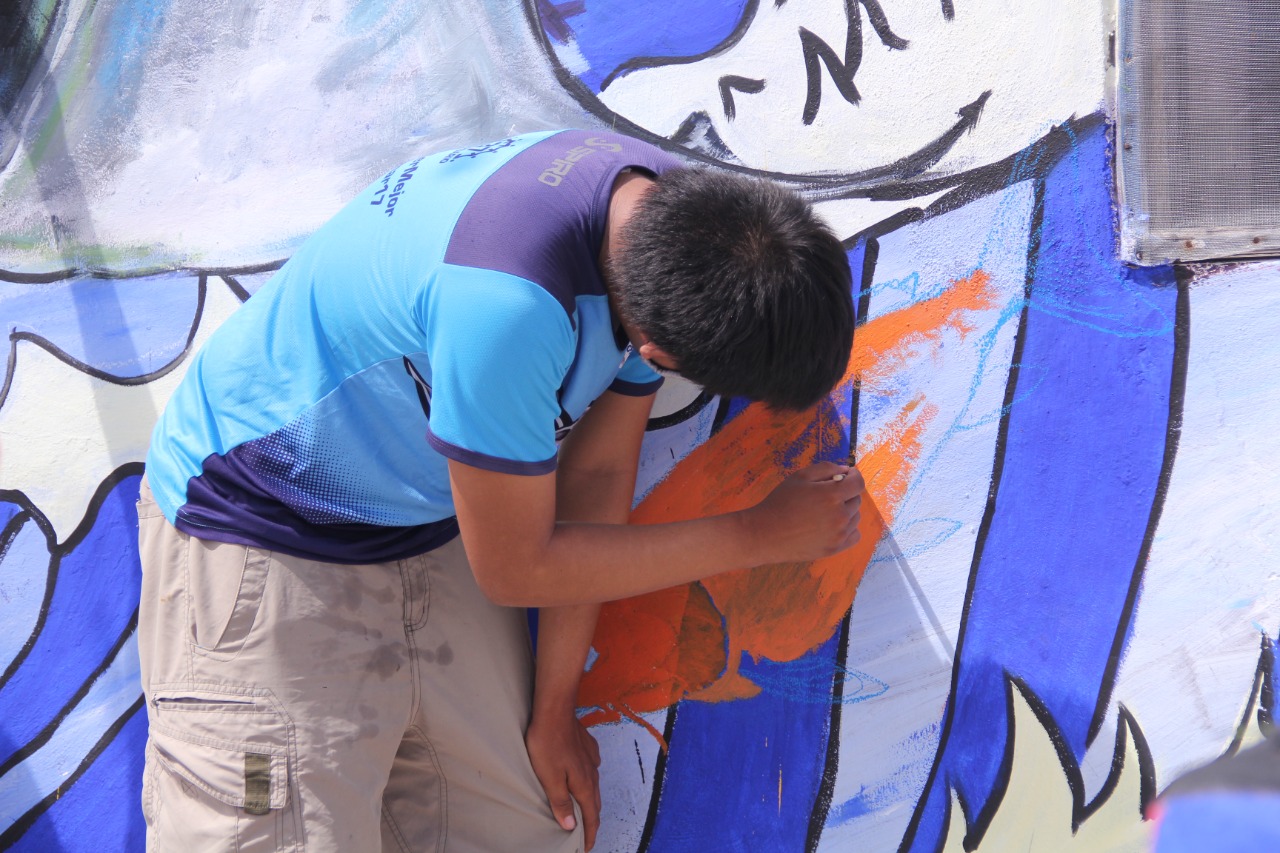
[570,771,600,851]
[543,776,576,830]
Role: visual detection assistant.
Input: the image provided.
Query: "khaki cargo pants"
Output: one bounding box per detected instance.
[136,478,583,852]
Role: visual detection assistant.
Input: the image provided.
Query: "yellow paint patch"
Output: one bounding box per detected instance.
[939,685,1152,853]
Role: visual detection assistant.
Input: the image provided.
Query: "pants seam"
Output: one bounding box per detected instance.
[380,802,413,853]
[410,725,449,853]
[401,561,423,729]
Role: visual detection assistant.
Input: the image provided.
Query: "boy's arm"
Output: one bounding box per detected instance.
[525,389,654,851]
[447,440,862,607]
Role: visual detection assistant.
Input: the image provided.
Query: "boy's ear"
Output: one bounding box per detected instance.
[638,341,681,372]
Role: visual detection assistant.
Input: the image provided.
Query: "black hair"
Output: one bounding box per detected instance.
[612,168,854,411]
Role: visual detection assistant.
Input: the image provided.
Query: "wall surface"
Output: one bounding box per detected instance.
[1,1,1276,850]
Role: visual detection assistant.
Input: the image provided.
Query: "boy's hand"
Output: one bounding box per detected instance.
[526,709,602,851]
[744,462,864,564]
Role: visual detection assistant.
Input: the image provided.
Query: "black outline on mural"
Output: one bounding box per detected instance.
[1261,637,1276,734]
[799,0,908,125]
[1085,264,1190,750]
[0,259,284,288]
[596,0,762,91]
[1000,676,1156,837]
[718,75,766,121]
[895,175,1046,853]
[0,463,143,692]
[523,7,1109,221]
[921,675,1158,851]
[1224,634,1278,757]
[0,273,214,415]
[524,0,1008,190]
[0,463,146,846]
[0,611,139,779]
[635,701,681,853]
[803,233,877,852]
[221,274,254,303]
[0,696,146,848]
[645,389,716,432]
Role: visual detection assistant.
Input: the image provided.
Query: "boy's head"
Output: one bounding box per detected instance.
[611,168,854,411]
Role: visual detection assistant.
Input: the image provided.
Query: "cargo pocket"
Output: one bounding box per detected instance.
[146,684,300,852]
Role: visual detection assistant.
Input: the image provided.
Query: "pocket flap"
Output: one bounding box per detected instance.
[149,685,292,811]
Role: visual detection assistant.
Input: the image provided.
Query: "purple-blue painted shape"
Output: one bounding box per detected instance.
[6,704,146,851]
[534,0,755,94]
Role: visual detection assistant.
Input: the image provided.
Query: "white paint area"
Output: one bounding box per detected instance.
[0,630,141,834]
[1085,261,1280,800]
[590,712,668,853]
[634,394,719,504]
[820,180,1033,850]
[599,0,1106,179]
[0,0,583,274]
[0,279,241,542]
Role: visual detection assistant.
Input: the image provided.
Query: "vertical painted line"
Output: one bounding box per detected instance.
[805,236,878,852]
[635,703,680,853]
[1085,264,1191,748]
[896,177,1046,853]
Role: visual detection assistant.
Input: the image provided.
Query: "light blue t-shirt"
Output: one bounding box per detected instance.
[146,130,678,562]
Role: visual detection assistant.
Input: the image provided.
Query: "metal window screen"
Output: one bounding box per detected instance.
[1117,1,1280,264]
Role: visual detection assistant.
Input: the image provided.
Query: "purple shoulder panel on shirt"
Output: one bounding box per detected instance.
[443,130,684,323]
[176,453,459,564]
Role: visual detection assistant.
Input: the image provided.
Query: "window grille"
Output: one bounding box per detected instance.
[1117,0,1280,264]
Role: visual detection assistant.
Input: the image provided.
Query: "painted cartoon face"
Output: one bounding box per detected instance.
[531,0,1105,183]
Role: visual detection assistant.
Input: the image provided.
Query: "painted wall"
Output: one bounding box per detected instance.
[1,1,1276,850]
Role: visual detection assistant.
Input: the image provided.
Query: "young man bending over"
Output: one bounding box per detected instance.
[138,129,861,852]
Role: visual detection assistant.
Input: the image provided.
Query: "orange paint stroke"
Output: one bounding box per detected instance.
[851,269,995,392]
[578,269,996,724]
[692,397,933,702]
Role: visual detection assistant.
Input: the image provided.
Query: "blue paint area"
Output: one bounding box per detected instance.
[84,0,175,153]
[644,393,851,850]
[0,475,142,771]
[647,633,842,852]
[93,0,174,98]
[8,703,146,851]
[1155,792,1280,852]
[536,0,753,92]
[0,516,54,680]
[903,125,1178,851]
[1,273,199,377]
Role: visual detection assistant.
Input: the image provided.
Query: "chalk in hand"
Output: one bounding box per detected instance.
[831,473,846,482]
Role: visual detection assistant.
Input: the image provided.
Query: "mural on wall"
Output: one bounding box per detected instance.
[1,1,1276,851]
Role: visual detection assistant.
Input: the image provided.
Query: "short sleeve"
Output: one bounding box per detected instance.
[423,267,576,474]
[608,347,665,397]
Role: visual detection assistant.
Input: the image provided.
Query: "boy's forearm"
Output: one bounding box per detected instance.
[533,602,601,713]
[516,513,760,607]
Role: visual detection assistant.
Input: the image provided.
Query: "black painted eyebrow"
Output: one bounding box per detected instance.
[718,75,767,120]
